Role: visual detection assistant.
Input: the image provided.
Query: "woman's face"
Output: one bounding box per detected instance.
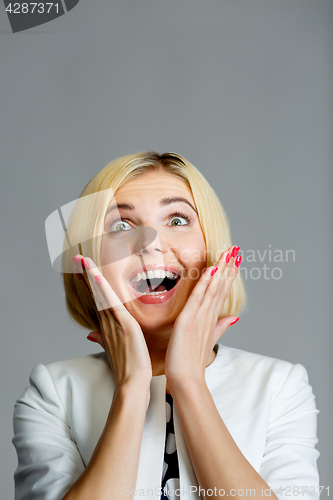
[100,170,207,333]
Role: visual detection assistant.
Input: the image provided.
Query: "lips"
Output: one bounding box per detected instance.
[129,277,181,304]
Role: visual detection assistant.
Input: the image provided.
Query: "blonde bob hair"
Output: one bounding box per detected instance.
[63,151,247,331]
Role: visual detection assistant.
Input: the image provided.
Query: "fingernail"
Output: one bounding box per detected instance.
[73,256,81,266]
[225,251,232,264]
[210,266,218,276]
[81,258,89,270]
[235,256,242,268]
[232,246,240,258]
[230,317,239,326]
[87,335,98,343]
[94,275,102,285]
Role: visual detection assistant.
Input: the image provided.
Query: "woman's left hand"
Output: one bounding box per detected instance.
[165,246,241,385]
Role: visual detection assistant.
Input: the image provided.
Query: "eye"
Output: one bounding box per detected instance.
[109,219,132,232]
[168,212,191,227]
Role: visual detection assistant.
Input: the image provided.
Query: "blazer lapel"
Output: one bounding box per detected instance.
[135,375,167,499]
[173,404,201,500]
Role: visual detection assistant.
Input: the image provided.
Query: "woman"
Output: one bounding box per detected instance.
[12,152,320,500]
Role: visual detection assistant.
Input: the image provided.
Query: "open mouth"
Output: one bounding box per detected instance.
[129,269,181,296]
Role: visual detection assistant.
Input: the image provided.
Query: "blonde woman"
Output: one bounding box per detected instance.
[13,152,319,500]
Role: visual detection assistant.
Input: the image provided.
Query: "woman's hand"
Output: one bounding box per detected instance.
[165,246,241,385]
[73,255,152,390]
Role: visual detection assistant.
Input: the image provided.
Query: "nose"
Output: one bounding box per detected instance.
[140,246,162,255]
[136,227,168,256]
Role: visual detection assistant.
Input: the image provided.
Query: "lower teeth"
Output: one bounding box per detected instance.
[140,290,167,295]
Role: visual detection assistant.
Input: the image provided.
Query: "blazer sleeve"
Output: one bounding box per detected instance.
[12,363,85,500]
[259,363,320,499]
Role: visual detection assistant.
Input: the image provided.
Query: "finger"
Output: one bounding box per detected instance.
[83,258,123,311]
[199,264,227,312]
[74,267,89,290]
[72,255,85,272]
[73,255,112,330]
[180,247,239,318]
[206,247,241,325]
[201,247,237,308]
[184,265,219,311]
[74,255,121,311]
[214,245,240,274]
[212,316,240,344]
[211,257,240,322]
[72,255,111,311]
[76,257,107,312]
[200,246,239,311]
[214,245,241,292]
[72,255,94,294]
[83,257,137,327]
[87,331,107,350]
[222,245,241,290]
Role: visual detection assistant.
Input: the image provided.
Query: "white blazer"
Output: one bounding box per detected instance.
[12,344,320,500]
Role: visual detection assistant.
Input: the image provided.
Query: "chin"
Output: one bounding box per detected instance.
[128,307,179,333]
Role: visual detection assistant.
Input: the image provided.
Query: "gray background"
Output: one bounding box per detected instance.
[1,0,332,496]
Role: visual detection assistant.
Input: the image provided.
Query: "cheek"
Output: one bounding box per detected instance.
[177,237,206,266]
[100,261,123,292]
[176,242,207,283]
[100,261,139,308]
[100,252,129,292]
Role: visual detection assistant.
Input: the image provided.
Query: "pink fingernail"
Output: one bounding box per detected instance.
[230,317,239,326]
[94,275,102,285]
[225,251,232,264]
[210,266,218,276]
[87,335,98,343]
[235,256,242,268]
[81,258,89,270]
[73,256,81,266]
[232,246,240,258]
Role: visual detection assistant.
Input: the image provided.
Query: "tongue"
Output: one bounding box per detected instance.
[154,284,168,292]
[137,281,168,293]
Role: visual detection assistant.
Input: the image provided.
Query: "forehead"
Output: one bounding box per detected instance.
[114,171,194,203]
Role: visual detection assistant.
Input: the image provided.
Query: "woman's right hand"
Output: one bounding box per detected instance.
[73,255,152,391]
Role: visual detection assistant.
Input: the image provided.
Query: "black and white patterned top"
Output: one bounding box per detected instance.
[160,393,180,500]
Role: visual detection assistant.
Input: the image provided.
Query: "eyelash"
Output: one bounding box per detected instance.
[108,211,192,231]
[169,211,192,225]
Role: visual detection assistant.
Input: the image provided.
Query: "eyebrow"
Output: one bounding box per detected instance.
[105,197,198,217]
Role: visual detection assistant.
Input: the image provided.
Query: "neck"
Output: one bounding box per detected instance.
[142,326,217,379]
[143,326,172,377]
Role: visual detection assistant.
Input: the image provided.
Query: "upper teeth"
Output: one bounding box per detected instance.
[131,270,178,282]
